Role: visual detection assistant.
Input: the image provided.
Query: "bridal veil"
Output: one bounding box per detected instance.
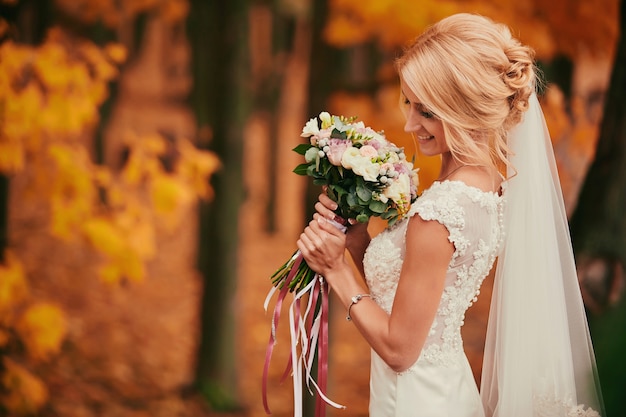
[480,93,605,416]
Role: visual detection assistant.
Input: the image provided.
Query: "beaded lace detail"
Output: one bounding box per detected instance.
[363,180,505,371]
[534,393,601,417]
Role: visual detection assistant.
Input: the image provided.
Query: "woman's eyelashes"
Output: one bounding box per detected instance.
[404,98,436,119]
[420,109,435,119]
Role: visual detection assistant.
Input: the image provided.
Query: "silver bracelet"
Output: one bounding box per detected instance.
[346,294,370,321]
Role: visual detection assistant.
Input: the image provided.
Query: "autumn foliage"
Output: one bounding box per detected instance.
[0,0,218,413]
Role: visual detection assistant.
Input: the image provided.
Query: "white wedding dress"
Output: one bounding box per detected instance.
[363,179,504,417]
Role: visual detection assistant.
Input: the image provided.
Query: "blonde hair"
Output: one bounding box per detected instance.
[395,13,537,174]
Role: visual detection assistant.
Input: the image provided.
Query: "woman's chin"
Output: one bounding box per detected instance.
[417,143,440,156]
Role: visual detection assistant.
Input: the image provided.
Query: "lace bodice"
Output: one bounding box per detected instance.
[363,180,504,369]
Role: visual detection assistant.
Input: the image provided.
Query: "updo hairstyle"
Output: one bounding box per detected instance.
[395,13,537,174]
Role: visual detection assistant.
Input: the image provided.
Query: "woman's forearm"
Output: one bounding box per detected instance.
[346,236,370,277]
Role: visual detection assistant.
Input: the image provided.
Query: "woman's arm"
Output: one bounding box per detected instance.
[298,213,453,372]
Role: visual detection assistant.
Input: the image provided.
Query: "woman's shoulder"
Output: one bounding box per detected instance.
[407,177,503,222]
[446,165,503,195]
[420,179,502,202]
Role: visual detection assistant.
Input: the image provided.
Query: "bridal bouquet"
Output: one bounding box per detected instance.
[273,112,419,293]
[263,112,419,417]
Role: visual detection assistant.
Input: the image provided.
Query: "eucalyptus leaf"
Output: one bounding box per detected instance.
[346,193,358,208]
[356,183,372,202]
[369,199,386,214]
[356,213,369,223]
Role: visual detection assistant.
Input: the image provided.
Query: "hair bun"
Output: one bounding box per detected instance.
[503,43,535,129]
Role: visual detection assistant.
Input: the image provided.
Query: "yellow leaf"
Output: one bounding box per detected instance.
[82,217,126,258]
[98,263,121,284]
[150,174,191,217]
[16,302,67,362]
[176,138,220,198]
[143,133,168,155]
[120,251,145,282]
[93,166,112,187]
[0,251,29,318]
[0,138,25,174]
[117,211,156,259]
[5,84,44,143]
[0,358,49,415]
[104,42,128,64]
[33,42,70,90]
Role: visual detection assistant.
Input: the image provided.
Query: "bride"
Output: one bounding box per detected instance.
[297,13,605,416]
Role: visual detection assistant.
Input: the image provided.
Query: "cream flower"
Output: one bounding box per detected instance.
[319,112,332,129]
[384,172,411,205]
[340,147,361,170]
[356,162,381,182]
[301,118,319,137]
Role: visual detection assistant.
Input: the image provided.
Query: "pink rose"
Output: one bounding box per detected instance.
[327,139,350,166]
[359,145,378,159]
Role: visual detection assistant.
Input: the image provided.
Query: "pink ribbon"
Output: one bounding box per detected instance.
[263,216,349,415]
[262,253,303,414]
[315,279,330,417]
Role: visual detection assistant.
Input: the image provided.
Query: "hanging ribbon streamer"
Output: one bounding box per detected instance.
[262,250,346,416]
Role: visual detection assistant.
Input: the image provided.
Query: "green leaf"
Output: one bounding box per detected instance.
[356,213,369,223]
[369,199,386,214]
[330,184,348,197]
[293,143,313,155]
[356,182,372,202]
[330,128,347,140]
[346,193,358,208]
[293,163,310,175]
[381,208,398,220]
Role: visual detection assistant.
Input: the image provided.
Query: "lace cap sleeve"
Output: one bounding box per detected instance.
[406,181,468,259]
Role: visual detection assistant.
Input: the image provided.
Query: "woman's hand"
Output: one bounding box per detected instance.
[297,215,347,279]
[315,191,369,246]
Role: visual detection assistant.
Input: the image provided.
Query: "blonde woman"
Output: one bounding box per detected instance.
[297,13,604,416]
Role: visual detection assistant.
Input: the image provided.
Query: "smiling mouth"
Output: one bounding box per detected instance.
[417,135,434,140]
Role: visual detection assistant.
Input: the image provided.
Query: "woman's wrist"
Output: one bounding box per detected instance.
[324,261,367,307]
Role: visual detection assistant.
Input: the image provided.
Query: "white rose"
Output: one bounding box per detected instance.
[355,161,381,182]
[342,148,380,182]
[340,147,361,170]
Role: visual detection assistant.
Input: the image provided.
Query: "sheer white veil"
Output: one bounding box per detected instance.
[480,93,605,416]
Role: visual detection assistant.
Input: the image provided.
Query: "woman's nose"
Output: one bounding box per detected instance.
[404,110,422,133]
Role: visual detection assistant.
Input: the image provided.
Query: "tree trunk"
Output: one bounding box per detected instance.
[569,0,626,414]
[187,0,247,410]
[570,0,626,310]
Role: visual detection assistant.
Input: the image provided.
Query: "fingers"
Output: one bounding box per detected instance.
[315,194,337,220]
[302,224,325,251]
[298,217,343,253]
[313,215,346,237]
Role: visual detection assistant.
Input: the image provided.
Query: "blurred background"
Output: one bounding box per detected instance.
[0,0,624,416]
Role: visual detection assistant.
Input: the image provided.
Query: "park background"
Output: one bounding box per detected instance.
[1,0,625,416]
